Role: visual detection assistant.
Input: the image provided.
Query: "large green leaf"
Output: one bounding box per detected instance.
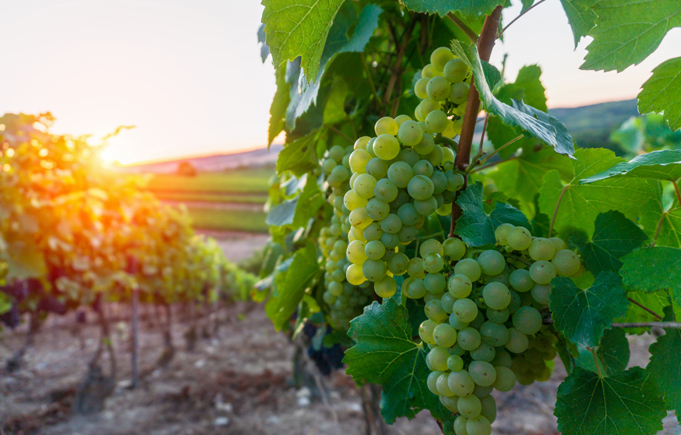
[344,298,455,429]
[261,0,346,83]
[268,64,290,146]
[550,272,628,348]
[575,328,630,375]
[451,41,575,157]
[455,182,531,247]
[293,176,325,228]
[647,306,681,415]
[400,0,504,19]
[640,198,681,248]
[560,0,598,47]
[581,149,681,184]
[267,242,320,331]
[581,0,681,72]
[617,290,681,335]
[555,367,666,435]
[571,211,648,276]
[620,247,681,303]
[276,130,321,176]
[538,148,659,237]
[638,57,681,131]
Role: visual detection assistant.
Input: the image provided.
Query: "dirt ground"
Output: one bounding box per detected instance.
[0,232,679,435]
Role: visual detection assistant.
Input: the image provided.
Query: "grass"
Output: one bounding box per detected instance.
[145,168,272,194]
[185,206,268,233]
[154,191,267,204]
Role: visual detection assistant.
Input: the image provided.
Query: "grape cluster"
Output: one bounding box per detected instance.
[319,145,375,329]
[413,46,472,138]
[416,225,582,435]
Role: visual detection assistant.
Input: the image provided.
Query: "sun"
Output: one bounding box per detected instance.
[89,135,133,165]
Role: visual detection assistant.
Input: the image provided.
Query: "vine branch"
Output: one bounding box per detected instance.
[613,322,681,329]
[449,6,503,238]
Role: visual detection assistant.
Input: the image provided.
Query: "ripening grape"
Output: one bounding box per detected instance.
[492,366,516,392]
[407,175,435,200]
[430,47,454,71]
[425,110,449,133]
[353,173,377,199]
[453,298,478,323]
[349,207,372,229]
[450,82,470,105]
[446,170,465,191]
[366,157,389,180]
[431,170,448,194]
[529,237,556,261]
[549,237,567,252]
[477,250,506,276]
[494,223,514,245]
[419,319,437,344]
[364,240,386,260]
[363,222,382,241]
[413,159,434,177]
[346,263,366,285]
[375,275,397,298]
[423,252,445,273]
[437,373,456,396]
[349,149,372,173]
[373,178,398,203]
[425,273,446,293]
[426,145,444,166]
[387,252,409,275]
[381,232,399,249]
[387,162,414,188]
[455,258,482,282]
[443,237,466,260]
[506,226,532,251]
[448,274,472,298]
[422,63,442,78]
[426,76,451,101]
[512,306,542,335]
[427,371,442,395]
[380,213,403,234]
[458,394,482,419]
[406,278,427,299]
[552,249,580,276]
[344,189,368,211]
[457,326,482,351]
[505,328,529,354]
[444,58,468,83]
[416,98,441,119]
[354,136,370,150]
[529,260,557,285]
[414,77,430,100]
[373,134,400,160]
[470,342,496,362]
[531,283,551,305]
[509,269,533,292]
[347,240,368,265]
[414,196,438,216]
[375,116,398,136]
[397,147,420,166]
[482,282,511,310]
[467,416,492,435]
[433,323,457,347]
[486,307,510,324]
[397,120,424,147]
[448,370,475,397]
[427,346,450,371]
[366,198,390,221]
[448,354,465,372]
[362,259,387,282]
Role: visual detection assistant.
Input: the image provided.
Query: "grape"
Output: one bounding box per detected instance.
[407,257,427,278]
[479,395,496,423]
[509,268,534,292]
[350,226,366,242]
[387,252,409,275]
[328,281,343,296]
[422,63,443,78]
[433,323,457,347]
[343,188,368,210]
[529,260,557,284]
[457,327,482,351]
[414,196,438,216]
[353,174,377,199]
[552,249,581,276]
[425,110,448,133]
[454,259,482,282]
[477,250,506,276]
[446,170,465,191]
[447,274,472,298]
[375,275,397,298]
[549,237,567,252]
[419,320,437,344]
[441,293,456,313]
[458,395,482,419]
[380,213,403,234]
[448,369,475,397]
[366,138,377,157]
[494,223,514,245]
[366,157,390,180]
[490,366,517,393]
[349,207,372,229]
[480,321,509,347]
[449,315,469,330]
[426,145,444,166]
[486,308,509,324]
[420,239,444,257]
[430,171,448,194]
[482,282,511,310]
[443,237,466,260]
[425,299,448,323]
[529,237,556,261]
[349,172,360,189]
[430,47,454,71]
[450,82,470,104]
[441,395,459,413]
[365,240,386,260]
[427,346,450,371]
[414,77,430,100]
[413,133,436,157]
[354,136,370,150]
[362,259,387,282]
[468,361,496,387]
[375,116,398,136]
[416,98,441,119]
[437,203,453,216]
[424,273,446,293]
[513,306,542,335]
[466,416,491,435]
[406,278,427,299]
[470,342,496,362]
[346,263,366,285]
[397,203,421,226]
[387,162,414,188]
[447,354,464,372]
[423,252,445,273]
[505,328,529,353]
[444,58,468,83]
[531,283,551,305]
[437,373,456,397]
[322,158,337,175]
[379,231,398,249]
[424,292,443,303]
[366,198,390,221]
[397,147,420,166]
[363,222,382,241]
[491,350,512,369]
[373,134,400,160]
[506,226,532,251]
[349,149,372,173]
[347,240,368,265]
[455,416,469,435]
[407,175,435,200]
[442,146,455,164]
[427,371,442,395]
[425,76,451,102]
[396,120,423,147]
[413,159,434,177]
[390,189,411,210]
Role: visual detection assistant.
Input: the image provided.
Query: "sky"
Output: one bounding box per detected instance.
[0,0,679,164]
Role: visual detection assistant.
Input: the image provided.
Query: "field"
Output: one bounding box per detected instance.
[143,169,271,233]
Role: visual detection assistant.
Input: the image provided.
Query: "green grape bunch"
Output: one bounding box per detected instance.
[416,225,583,435]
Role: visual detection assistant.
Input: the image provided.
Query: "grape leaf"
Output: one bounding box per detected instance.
[455,182,531,247]
[550,272,628,347]
[572,211,648,276]
[575,328,630,375]
[555,367,666,435]
[323,76,350,125]
[269,64,290,146]
[520,0,535,13]
[276,130,320,176]
[647,306,681,414]
[581,0,681,73]
[640,198,681,248]
[261,0,346,83]
[617,290,681,335]
[560,0,598,47]
[400,0,504,19]
[257,24,270,63]
[538,148,659,238]
[344,298,455,429]
[490,147,572,216]
[638,57,681,132]
[267,242,320,331]
[581,149,681,184]
[495,65,548,112]
[451,41,575,157]
[620,247,681,303]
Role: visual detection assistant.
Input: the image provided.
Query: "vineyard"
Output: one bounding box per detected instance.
[2,0,681,434]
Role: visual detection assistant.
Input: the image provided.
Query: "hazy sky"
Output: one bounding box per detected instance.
[0,1,679,164]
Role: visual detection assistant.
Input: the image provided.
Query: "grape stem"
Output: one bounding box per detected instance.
[589,347,604,378]
[472,155,518,173]
[548,184,569,237]
[498,0,547,38]
[434,133,458,149]
[449,6,503,238]
[466,133,524,173]
[326,125,354,144]
[360,54,384,109]
[627,297,663,320]
[447,13,479,44]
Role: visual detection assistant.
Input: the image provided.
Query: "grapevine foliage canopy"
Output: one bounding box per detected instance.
[638,57,681,132]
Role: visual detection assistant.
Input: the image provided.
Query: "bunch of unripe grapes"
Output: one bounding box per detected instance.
[415,224,582,435]
[413,46,472,138]
[319,145,375,329]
